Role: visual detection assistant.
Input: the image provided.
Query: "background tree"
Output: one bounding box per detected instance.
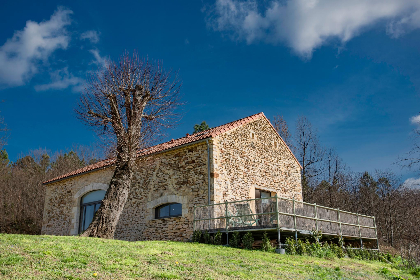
[0,108,8,150]
[399,125,420,173]
[76,52,181,238]
[294,116,324,199]
[273,115,294,151]
[193,121,210,133]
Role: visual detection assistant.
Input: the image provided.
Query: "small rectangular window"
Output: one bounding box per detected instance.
[255,189,271,199]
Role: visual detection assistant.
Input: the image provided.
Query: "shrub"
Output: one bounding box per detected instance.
[331,243,345,258]
[296,239,307,255]
[192,230,202,243]
[261,232,274,252]
[230,231,241,248]
[285,237,297,255]
[203,230,211,244]
[214,231,222,245]
[346,247,356,259]
[242,232,254,250]
[310,229,323,244]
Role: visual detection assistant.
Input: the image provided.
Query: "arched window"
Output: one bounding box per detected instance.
[79,190,106,233]
[155,203,182,219]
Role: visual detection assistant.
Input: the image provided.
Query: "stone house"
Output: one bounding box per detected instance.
[42,112,302,241]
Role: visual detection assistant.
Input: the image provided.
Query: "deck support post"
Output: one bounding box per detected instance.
[225,200,229,246]
[293,198,297,242]
[357,214,363,249]
[314,203,318,233]
[275,194,281,250]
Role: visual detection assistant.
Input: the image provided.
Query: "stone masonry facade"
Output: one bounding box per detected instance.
[41,113,302,241]
[212,116,302,203]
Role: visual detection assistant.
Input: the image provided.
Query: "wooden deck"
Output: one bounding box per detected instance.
[193,196,378,249]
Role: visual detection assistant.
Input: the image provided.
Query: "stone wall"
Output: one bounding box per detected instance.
[212,116,302,203]
[42,141,210,242]
[41,168,114,236]
[114,141,210,241]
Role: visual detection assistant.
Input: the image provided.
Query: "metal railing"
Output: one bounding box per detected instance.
[193,195,378,247]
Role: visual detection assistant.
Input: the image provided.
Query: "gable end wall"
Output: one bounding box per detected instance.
[212,117,302,203]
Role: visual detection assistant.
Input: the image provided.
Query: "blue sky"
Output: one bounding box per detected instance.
[0,0,420,185]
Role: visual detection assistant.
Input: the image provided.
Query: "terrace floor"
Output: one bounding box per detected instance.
[193,196,378,249]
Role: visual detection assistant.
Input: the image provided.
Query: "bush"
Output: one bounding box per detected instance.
[214,231,222,245]
[331,243,345,258]
[192,230,202,243]
[242,232,254,250]
[261,232,274,252]
[285,237,297,255]
[230,231,241,248]
[296,239,307,255]
[203,230,211,244]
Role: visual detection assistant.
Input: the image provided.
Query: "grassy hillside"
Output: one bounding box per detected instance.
[0,234,417,280]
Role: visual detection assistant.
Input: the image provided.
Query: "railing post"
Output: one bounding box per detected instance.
[293,197,297,242]
[338,208,342,240]
[275,194,281,250]
[373,216,379,250]
[357,213,363,249]
[225,200,229,246]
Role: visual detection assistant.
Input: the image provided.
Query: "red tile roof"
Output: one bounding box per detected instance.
[44,112,301,185]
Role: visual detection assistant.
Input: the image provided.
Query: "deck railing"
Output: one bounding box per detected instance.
[193,195,377,246]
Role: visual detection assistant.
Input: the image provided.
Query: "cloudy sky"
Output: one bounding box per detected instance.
[0,0,419,185]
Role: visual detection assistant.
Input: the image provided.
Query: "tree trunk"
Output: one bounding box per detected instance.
[80,158,134,238]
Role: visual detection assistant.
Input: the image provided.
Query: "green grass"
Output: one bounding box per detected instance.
[0,234,417,279]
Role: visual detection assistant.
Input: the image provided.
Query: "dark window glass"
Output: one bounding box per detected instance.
[255,189,271,199]
[156,203,182,218]
[79,190,106,233]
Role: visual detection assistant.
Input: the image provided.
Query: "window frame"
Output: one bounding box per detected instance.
[78,190,106,234]
[255,189,271,199]
[155,203,182,219]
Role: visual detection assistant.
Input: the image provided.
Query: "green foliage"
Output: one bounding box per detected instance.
[242,232,254,250]
[261,232,274,252]
[229,231,241,248]
[310,229,323,244]
[214,231,222,245]
[0,149,8,165]
[193,121,210,134]
[285,237,397,264]
[203,230,211,244]
[331,243,345,258]
[192,230,202,243]
[285,237,297,255]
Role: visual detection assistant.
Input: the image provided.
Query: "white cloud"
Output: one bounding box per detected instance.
[410,114,420,125]
[0,8,72,86]
[80,30,100,44]
[89,49,108,68]
[402,177,420,189]
[34,67,84,92]
[208,0,420,58]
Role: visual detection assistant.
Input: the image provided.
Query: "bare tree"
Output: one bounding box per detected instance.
[0,107,8,150]
[273,115,294,151]
[294,116,324,198]
[76,52,181,238]
[399,128,420,173]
